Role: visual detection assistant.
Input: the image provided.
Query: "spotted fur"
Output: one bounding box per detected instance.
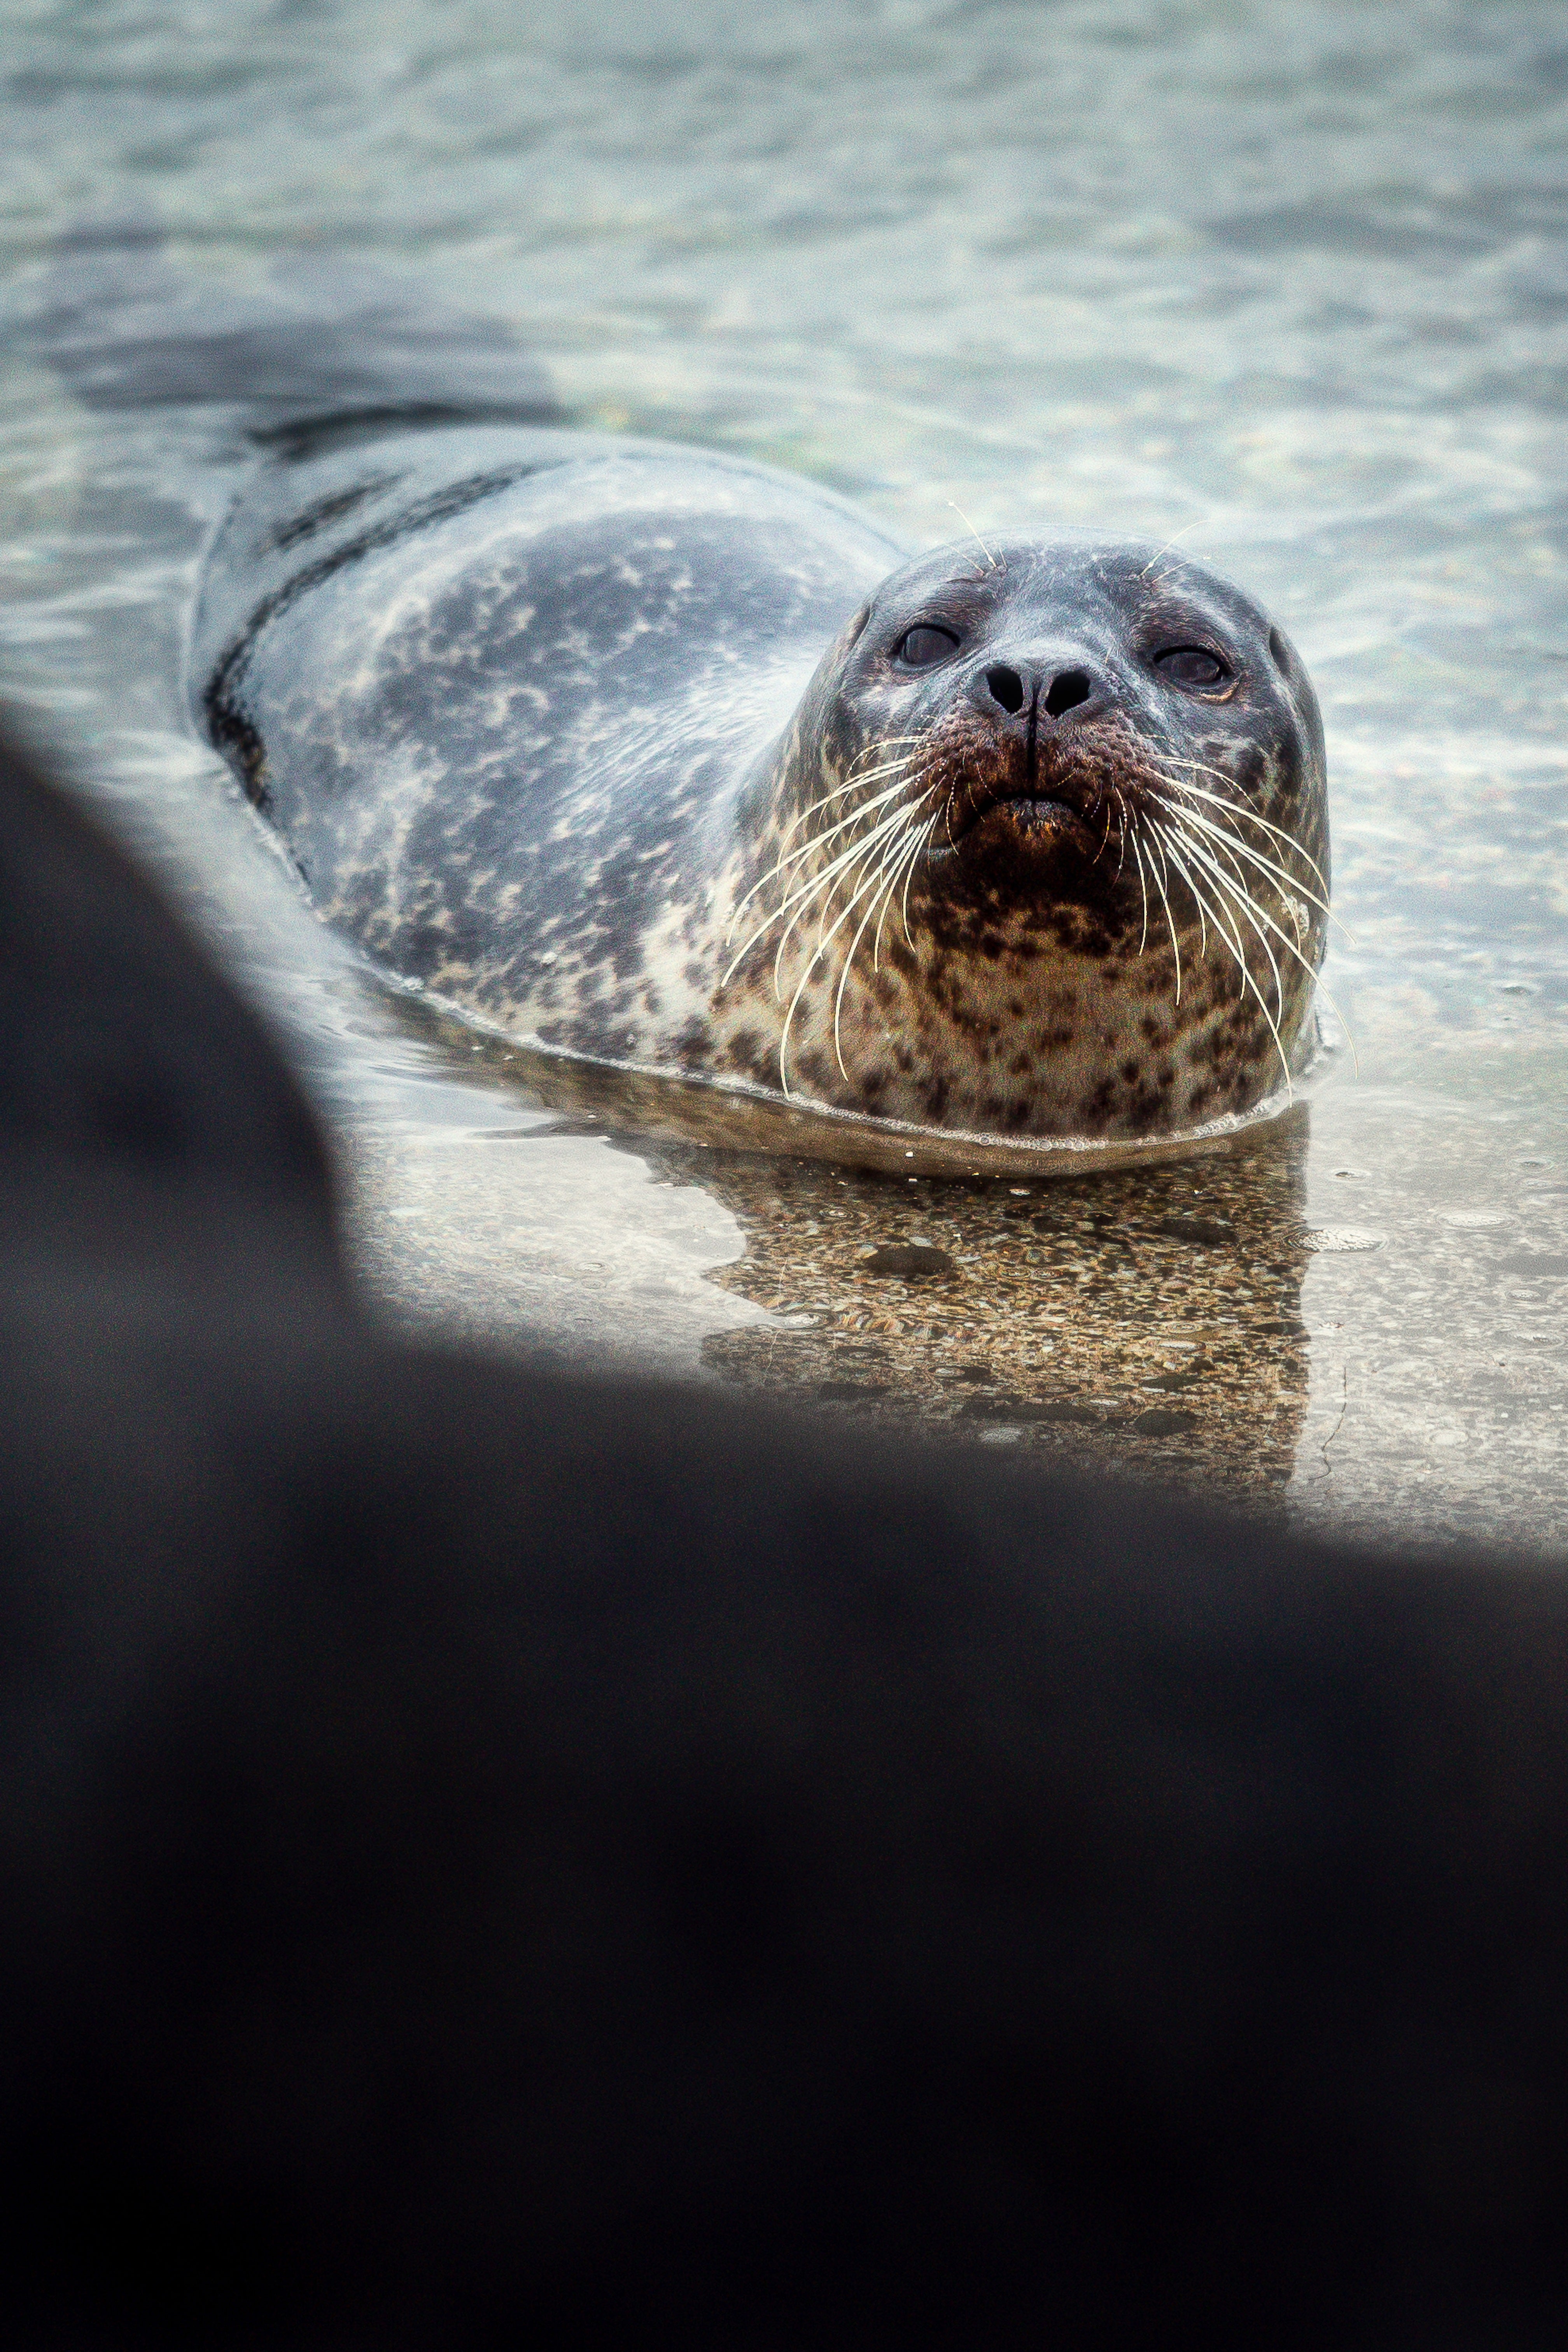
[194,428,1328,1142]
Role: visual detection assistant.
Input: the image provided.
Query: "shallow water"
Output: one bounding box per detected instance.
[2,0,1566,1543]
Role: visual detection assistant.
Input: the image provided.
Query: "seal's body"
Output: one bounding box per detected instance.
[194,427,1328,1138]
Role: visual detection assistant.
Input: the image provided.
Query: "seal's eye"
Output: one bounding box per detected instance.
[896,625,960,667]
[1154,645,1231,689]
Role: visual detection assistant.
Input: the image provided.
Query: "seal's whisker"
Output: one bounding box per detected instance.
[769,771,949,1003]
[779,809,914,994]
[738,776,921,922]
[1153,775,1342,934]
[1153,750,1275,797]
[844,803,943,1062]
[1153,824,1249,994]
[831,874,891,1076]
[1153,764,1343,927]
[1161,828,1297,1091]
[899,811,941,951]
[849,734,928,758]
[1110,787,1130,881]
[1137,521,1204,580]
[1172,826,1286,1010]
[785,788,945,1084]
[1167,817,1360,1073]
[1165,836,1212,959]
[1161,789,1342,967]
[776,906,848,1095]
[886,828,928,964]
[1157,765,1332,887]
[724,786,922,985]
[776,941,829,1098]
[1158,810,1209,953]
[1152,823,1297,1096]
[1160,789,1281,875]
[772,748,920,855]
[1185,828,1279,1011]
[945,498,1004,578]
[1166,803,1255,908]
[870,835,911,973]
[1155,830,1246,998]
[1148,776,1335,932]
[1154,749,1284,796]
[833,821,923,1076]
[814,819,902,954]
[829,736,929,788]
[1143,826,1183,1004]
[874,816,931,971]
[728,773,918,937]
[1127,822,1152,956]
[730,802,901,937]
[723,802,908,991]
[755,766,920,888]
[821,735,927,793]
[778,839,904,1095]
[816,748,923,800]
[1165,821,1291,1027]
[1176,811,1349,957]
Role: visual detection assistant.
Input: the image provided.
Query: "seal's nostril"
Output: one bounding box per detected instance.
[985,665,1025,714]
[1044,670,1092,718]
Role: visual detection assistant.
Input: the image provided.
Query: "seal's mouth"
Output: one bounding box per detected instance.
[930,772,1107,864]
[975,796,1104,856]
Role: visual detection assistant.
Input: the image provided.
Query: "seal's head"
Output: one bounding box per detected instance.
[714,537,1329,1139]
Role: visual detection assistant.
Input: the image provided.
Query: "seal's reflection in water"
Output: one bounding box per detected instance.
[691,1125,1312,1508]
[399,998,1312,1506]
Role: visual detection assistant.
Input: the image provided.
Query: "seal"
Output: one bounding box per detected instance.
[192,425,1329,1140]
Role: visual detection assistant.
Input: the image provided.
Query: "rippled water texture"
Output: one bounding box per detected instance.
[3,0,1566,1541]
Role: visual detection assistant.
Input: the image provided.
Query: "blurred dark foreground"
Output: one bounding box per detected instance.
[2,723,1566,2350]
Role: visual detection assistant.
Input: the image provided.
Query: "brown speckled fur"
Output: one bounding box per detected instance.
[702,546,1326,1138]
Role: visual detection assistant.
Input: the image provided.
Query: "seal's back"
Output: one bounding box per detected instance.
[192,427,903,1024]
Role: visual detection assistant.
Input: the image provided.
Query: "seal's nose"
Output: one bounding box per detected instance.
[1041,667,1096,718]
[983,664,1027,715]
[978,660,1106,725]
